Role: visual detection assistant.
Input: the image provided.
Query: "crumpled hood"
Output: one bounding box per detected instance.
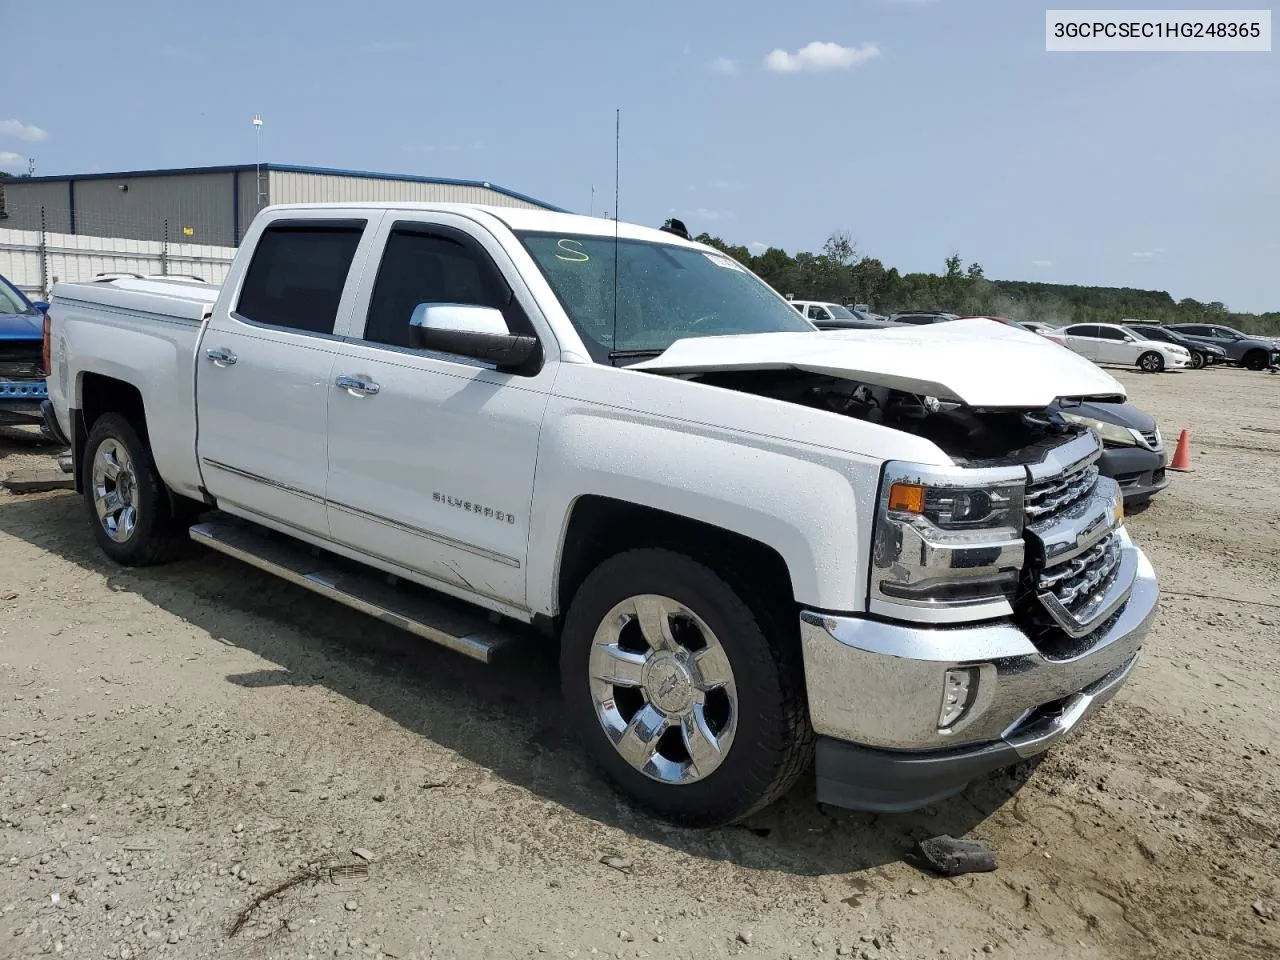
[0,311,43,341]
[632,317,1127,407]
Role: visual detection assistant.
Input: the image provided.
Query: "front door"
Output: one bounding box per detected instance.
[196,217,372,537]
[1093,327,1135,365]
[324,214,555,609]
[1064,325,1101,360]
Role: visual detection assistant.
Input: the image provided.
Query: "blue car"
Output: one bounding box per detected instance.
[0,272,50,429]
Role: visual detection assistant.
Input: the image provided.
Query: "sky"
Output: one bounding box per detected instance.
[5,0,1278,311]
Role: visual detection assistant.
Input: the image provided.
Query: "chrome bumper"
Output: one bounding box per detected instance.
[800,534,1158,753]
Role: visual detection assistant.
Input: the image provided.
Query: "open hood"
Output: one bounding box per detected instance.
[631,317,1126,408]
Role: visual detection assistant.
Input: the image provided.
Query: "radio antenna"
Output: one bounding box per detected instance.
[611,108,620,358]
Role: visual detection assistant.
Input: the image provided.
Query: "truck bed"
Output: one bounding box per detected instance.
[47,277,220,500]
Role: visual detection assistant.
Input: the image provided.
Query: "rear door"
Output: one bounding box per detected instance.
[196,216,376,536]
[323,213,555,609]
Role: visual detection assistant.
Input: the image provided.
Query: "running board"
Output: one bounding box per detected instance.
[189,519,514,663]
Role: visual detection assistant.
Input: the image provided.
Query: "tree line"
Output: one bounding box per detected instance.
[694,230,1280,337]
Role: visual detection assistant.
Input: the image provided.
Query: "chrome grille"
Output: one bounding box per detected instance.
[1139,429,1160,449]
[1025,462,1099,526]
[1037,533,1123,614]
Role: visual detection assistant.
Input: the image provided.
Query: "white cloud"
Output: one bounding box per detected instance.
[710,56,738,75]
[764,41,880,74]
[0,120,48,142]
[0,151,26,168]
[403,143,462,154]
[748,241,769,253]
[1031,259,1052,267]
[1130,248,1164,261]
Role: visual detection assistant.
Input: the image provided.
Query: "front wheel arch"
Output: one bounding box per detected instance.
[1137,351,1165,373]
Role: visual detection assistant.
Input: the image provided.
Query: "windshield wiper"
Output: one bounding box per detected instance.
[607,348,667,361]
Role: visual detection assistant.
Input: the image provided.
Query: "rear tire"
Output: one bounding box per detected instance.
[1244,350,1269,371]
[1138,351,1164,373]
[82,413,188,566]
[560,548,813,827]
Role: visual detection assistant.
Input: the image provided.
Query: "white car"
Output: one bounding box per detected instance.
[1046,323,1191,373]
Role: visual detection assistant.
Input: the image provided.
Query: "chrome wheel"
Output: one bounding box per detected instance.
[1139,352,1163,372]
[91,439,140,542]
[588,594,738,784]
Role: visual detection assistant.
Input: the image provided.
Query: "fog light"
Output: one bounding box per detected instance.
[939,668,977,730]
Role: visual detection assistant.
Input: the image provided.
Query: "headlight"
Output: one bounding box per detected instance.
[870,462,1026,623]
[1059,412,1139,447]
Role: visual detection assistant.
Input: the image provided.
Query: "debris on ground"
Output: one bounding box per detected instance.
[912,835,998,877]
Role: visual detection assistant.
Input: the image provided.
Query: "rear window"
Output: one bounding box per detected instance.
[236,222,366,334]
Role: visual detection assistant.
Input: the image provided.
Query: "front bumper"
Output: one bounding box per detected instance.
[1099,444,1168,504]
[801,537,1159,812]
[0,379,48,426]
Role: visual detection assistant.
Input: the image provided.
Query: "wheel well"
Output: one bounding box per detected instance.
[1243,348,1269,367]
[556,496,796,624]
[74,374,148,495]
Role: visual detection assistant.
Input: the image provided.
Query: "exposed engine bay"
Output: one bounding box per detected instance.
[687,368,1088,467]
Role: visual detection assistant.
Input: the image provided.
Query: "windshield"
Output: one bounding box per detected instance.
[825,304,858,319]
[0,275,35,316]
[517,232,814,362]
[1121,326,1152,341]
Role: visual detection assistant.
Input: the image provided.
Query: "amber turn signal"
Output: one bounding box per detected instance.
[888,481,927,514]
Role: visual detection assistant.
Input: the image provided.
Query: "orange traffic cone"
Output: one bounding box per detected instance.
[1168,429,1192,472]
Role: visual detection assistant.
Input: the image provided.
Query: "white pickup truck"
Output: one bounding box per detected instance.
[43,203,1159,826]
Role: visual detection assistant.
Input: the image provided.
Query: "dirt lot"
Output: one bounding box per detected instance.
[1,366,1278,960]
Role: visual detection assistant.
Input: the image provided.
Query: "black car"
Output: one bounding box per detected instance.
[1125,324,1225,369]
[1055,399,1168,505]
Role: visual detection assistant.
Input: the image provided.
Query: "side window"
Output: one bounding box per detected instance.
[236,222,365,334]
[806,304,827,320]
[1064,325,1090,337]
[363,225,528,349]
[1095,327,1124,340]
[1180,325,1207,336]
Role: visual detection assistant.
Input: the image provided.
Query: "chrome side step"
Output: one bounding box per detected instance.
[189,519,513,663]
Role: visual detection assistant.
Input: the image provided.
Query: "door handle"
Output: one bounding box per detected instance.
[335,374,381,397]
[205,347,237,366]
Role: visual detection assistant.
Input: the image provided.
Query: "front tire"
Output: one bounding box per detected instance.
[561,548,813,827]
[1244,350,1270,371]
[1188,351,1205,370]
[1138,351,1164,373]
[82,413,187,566]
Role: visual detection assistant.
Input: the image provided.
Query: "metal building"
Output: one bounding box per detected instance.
[0,163,564,247]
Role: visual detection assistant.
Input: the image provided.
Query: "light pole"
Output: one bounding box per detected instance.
[252,114,265,208]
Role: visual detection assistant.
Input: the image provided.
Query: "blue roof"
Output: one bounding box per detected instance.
[7,162,565,212]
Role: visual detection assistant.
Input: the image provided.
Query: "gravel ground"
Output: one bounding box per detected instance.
[1,366,1277,960]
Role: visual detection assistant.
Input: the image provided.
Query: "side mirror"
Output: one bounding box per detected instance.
[1123,335,1134,342]
[32,301,49,313]
[408,303,538,371]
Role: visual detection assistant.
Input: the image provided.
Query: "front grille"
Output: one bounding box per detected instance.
[1139,430,1159,448]
[0,361,42,379]
[0,342,41,364]
[1036,533,1123,614]
[1019,441,1129,650]
[1025,462,1099,525]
